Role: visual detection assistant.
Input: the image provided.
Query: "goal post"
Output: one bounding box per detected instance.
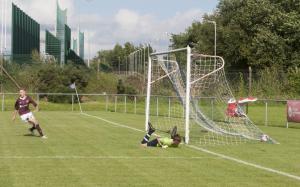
[145,55,152,132]
[145,46,277,145]
[185,46,191,144]
[145,46,191,143]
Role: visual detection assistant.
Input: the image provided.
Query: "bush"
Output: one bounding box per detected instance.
[117,79,125,94]
[85,72,118,94]
[251,66,287,98]
[36,63,89,103]
[286,67,300,97]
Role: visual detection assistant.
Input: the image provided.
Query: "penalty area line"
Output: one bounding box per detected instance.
[79,112,300,182]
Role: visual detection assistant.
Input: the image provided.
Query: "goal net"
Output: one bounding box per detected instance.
[145,46,277,145]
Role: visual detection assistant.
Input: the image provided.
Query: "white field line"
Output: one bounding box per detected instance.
[80,112,300,181]
[0,156,217,160]
[81,112,144,133]
[187,145,300,181]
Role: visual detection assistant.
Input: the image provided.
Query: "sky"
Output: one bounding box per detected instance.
[0,0,219,59]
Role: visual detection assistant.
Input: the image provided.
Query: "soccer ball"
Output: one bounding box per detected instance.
[261,134,269,142]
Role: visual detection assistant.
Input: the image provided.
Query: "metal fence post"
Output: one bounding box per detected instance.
[211,98,214,120]
[156,96,159,117]
[36,93,39,104]
[286,100,289,128]
[105,95,108,111]
[36,93,40,111]
[168,97,171,118]
[71,94,74,111]
[115,95,117,112]
[134,96,137,114]
[124,95,127,113]
[265,101,268,126]
[1,93,4,112]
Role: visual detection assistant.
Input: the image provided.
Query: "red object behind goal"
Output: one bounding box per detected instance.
[287,100,300,123]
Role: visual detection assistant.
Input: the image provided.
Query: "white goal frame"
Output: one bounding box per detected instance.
[145,46,192,143]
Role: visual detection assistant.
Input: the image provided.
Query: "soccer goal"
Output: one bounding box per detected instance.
[145,46,277,145]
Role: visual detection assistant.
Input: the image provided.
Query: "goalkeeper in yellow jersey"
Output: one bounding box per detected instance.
[140,122,181,148]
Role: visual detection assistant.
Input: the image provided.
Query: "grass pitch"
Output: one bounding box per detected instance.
[0,111,300,187]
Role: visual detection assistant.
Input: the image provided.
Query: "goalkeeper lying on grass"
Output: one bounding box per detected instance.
[140,122,181,148]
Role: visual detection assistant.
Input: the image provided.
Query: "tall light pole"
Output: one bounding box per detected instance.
[206,20,216,57]
[0,0,4,54]
[206,20,217,77]
[125,56,128,76]
[97,59,100,80]
[4,0,7,53]
[165,32,172,70]
[118,56,120,75]
[0,0,7,94]
[165,32,172,50]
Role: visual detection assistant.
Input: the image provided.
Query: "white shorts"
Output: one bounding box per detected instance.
[20,112,34,123]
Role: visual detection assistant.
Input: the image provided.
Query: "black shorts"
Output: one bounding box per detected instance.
[147,139,159,147]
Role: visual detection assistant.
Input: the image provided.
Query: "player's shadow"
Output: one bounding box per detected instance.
[23,134,40,138]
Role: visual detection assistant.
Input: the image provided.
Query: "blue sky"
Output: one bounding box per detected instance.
[76,0,218,18]
[1,0,219,59]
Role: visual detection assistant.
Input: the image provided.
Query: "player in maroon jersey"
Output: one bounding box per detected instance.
[12,88,47,139]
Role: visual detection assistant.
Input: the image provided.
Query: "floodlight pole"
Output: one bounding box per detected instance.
[125,56,127,76]
[165,32,172,49]
[165,32,172,70]
[0,0,6,94]
[0,0,4,54]
[97,59,100,80]
[143,43,149,86]
[128,53,131,74]
[118,56,120,75]
[140,48,142,73]
[134,47,143,75]
[207,20,217,80]
[207,20,216,57]
[0,55,3,94]
[4,0,7,51]
[134,50,136,74]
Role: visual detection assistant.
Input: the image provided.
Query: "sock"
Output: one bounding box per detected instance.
[35,124,44,136]
[148,129,155,135]
[30,124,36,131]
[141,133,151,144]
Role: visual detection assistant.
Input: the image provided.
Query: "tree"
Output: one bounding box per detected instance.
[172,0,300,70]
[117,79,125,94]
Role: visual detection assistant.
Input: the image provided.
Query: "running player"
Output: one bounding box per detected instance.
[12,88,47,139]
[140,122,181,148]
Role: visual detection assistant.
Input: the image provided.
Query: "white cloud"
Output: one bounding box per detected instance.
[12,0,75,26]
[1,1,204,59]
[86,8,203,57]
[115,9,140,31]
[109,9,203,53]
